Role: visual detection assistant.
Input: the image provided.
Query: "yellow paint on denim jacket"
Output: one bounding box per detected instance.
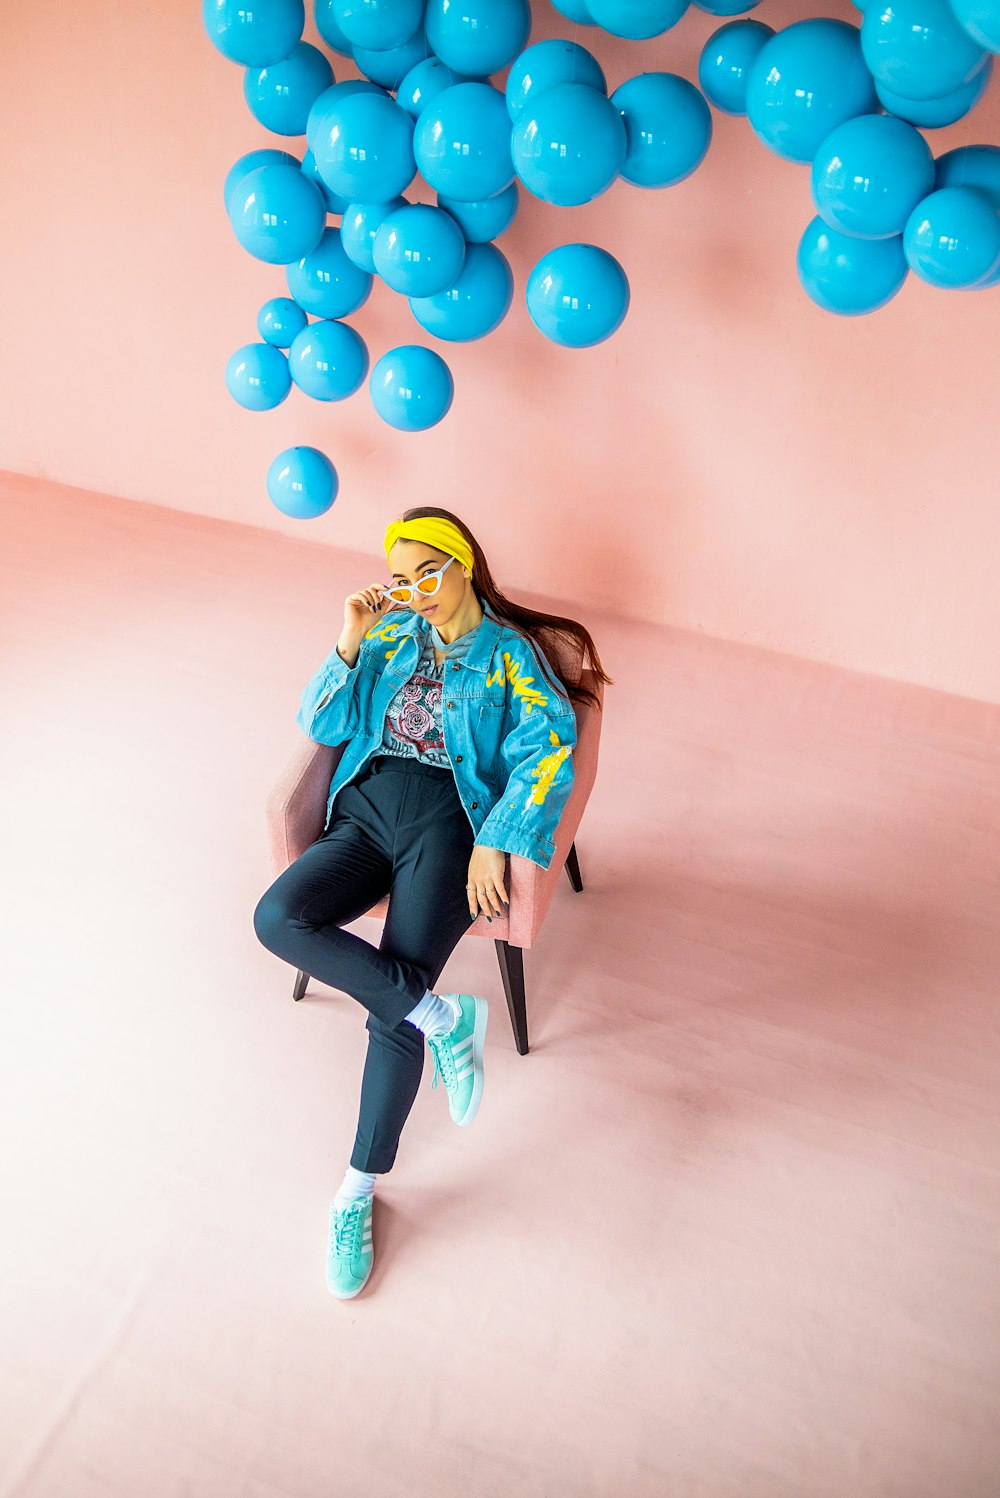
[527,728,571,806]
[365,617,405,660]
[486,651,549,714]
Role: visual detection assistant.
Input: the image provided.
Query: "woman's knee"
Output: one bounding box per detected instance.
[252,886,294,950]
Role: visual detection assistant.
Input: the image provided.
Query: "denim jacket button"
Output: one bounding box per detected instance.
[456,754,463,762]
[452,663,459,671]
[471,801,478,809]
[447,702,454,708]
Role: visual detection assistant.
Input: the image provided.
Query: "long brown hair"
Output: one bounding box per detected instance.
[391,505,612,713]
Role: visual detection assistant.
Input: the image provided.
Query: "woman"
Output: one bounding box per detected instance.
[253,508,612,1299]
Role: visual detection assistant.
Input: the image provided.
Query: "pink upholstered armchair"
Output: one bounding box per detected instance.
[265,631,604,1054]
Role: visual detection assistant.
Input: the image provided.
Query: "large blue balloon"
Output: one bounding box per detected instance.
[585,0,689,40]
[935,146,1000,286]
[425,0,531,75]
[437,183,519,242]
[258,296,309,346]
[796,217,909,314]
[610,72,712,188]
[948,0,1000,52]
[353,26,432,89]
[414,82,515,202]
[267,446,339,518]
[225,343,292,409]
[223,148,299,217]
[397,58,468,119]
[903,186,1000,287]
[552,0,596,22]
[286,226,374,316]
[745,19,877,163]
[314,1,353,56]
[301,146,350,214]
[861,0,987,99]
[370,346,455,430]
[693,0,761,11]
[288,318,369,400]
[340,197,408,271]
[203,0,304,66]
[506,41,606,119]
[697,20,773,115]
[512,84,626,206]
[307,80,387,152]
[312,91,416,202]
[330,0,424,51]
[373,204,467,296]
[229,163,326,263]
[525,243,630,346]
[408,243,514,341]
[243,42,333,135]
[875,61,993,127]
[811,114,935,239]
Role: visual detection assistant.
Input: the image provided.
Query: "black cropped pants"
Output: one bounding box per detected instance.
[252,754,480,1173]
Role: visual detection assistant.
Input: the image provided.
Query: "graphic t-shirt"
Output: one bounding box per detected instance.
[379,615,483,768]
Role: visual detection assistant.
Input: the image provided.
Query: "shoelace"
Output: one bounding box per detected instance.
[331,1198,369,1259]
[427,1025,459,1094]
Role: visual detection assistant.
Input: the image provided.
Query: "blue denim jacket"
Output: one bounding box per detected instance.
[295,598,577,869]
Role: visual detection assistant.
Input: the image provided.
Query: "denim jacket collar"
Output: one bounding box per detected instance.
[401,595,503,677]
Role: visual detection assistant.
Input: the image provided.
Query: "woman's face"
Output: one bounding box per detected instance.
[387,542,466,626]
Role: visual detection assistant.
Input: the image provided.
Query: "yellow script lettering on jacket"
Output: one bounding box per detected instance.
[486,650,549,714]
[528,729,571,806]
[365,617,405,660]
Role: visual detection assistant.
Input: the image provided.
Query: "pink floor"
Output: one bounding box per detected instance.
[3,470,1000,1497]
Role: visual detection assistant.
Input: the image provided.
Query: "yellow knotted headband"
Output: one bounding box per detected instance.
[383,517,475,577]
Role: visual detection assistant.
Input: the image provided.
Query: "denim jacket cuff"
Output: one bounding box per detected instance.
[474,821,555,870]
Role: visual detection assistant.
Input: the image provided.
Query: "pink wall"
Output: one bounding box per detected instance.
[3,0,999,701]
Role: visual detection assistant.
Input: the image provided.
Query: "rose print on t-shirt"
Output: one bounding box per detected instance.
[386,672,444,755]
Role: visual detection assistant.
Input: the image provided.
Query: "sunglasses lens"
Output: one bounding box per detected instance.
[417,578,437,594]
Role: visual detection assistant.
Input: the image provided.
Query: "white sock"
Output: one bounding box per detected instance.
[404,988,458,1037]
[333,1164,378,1211]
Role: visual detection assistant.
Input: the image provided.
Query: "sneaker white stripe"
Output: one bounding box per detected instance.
[453,1035,474,1056]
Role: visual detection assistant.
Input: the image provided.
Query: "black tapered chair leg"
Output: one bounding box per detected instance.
[292,968,308,1001]
[495,939,528,1055]
[564,840,583,892]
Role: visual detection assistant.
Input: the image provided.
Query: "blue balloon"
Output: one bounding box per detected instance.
[875,61,993,127]
[610,72,712,188]
[267,446,339,518]
[414,82,515,202]
[353,25,432,89]
[512,83,626,206]
[373,204,467,296]
[745,19,877,163]
[312,91,416,202]
[301,147,350,213]
[307,80,388,152]
[286,226,374,316]
[340,197,408,271]
[288,318,369,399]
[229,163,326,263]
[225,342,292,409]
[314,1,353,56]
[811,114,935,239]
[243,42,333,135]
[370,346,455,430]
[525,243,630,346]
[506,41,606,120]
[330,0,424,50]
[437,182,519,242]
[693,0,761,11]
[224,148,299,217]
[408,243,514,341]
[903,186,1000,287]
[697,20,773,115]
[397,58,468,118]
[425,0,531,75]
[936,144,1000,199]
[861,0,987,100]
[796,217,909,314]
[552,0,596,21]
[203,0,304,66]
[948,0,1000,52]
[258,296,309,346]
[585,0,689,40]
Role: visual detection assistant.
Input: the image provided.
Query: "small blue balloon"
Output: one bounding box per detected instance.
[506,41,606,120]
[861,0,987,100]
[948,0,1000,52]
[437,182,519,242]
[258,296,309,346]
[425,0,531,75]
[243,42,333,135]
[301,147,350,213]
[229,162,327,264]
[610,72,712,188]
[203,0,304,66]
[414,82,515,202]
[340,197,409,272]
[224,148,299,217]
[353,25,432,89]
[585,0,689,41]
[330,0,424,50]
[288,319,369,400]
[525,243,630,346]
[373,204,467,296]
[875,61,993,128]
[370,345,455,430]
[811,114,935,239]
[408,243,514,341]
[225,343,292,409]
[512,83,626,206]
[314,1,353,56]
[286,225,374,316]
[745,19,877,163]
[551,0,596,22]
[697,20,774,115]
[693,0,761,11]
[307,80,388,151]
[936,144,1000,199]
[397,58,468,119]
[903,186,1000,287]
[313,90,416,202]
[797,217,908,314]
[267,446,339,518]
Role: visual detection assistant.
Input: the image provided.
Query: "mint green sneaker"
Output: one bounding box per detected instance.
[427,993,488,1127]
[325,1195,374,1299]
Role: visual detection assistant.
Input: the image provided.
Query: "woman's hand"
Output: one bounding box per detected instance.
[467,845,508,921]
